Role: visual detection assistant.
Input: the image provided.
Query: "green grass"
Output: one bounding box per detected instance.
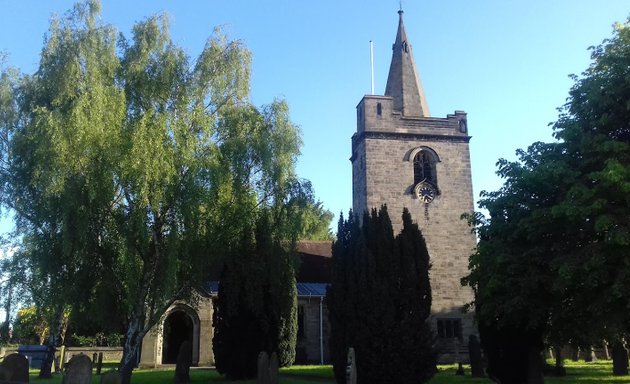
[430,361,630,384]
[27,360,630,383]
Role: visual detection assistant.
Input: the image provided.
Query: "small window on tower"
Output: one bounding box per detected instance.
[413,150,437,186]
[377,103,382,116]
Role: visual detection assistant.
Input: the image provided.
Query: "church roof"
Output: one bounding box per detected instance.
[296,240,332,257]
[296,240,332,283]
[296,282,328,297]
[201,240,333,297]
[384,10,430,117]
[202,281,328,298]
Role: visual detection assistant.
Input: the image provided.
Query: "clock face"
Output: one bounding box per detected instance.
[415,183,436,203]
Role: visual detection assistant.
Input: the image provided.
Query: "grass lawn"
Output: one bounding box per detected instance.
[431,361,630,384]
[27,360,630,383]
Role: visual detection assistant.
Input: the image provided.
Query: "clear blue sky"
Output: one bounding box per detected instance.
[1,0,629,233]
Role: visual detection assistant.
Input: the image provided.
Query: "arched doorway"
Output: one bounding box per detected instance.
[162,310,194,364]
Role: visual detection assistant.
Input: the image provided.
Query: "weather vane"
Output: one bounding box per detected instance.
[399,0,403,11]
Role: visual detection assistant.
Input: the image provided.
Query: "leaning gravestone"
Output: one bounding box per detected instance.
[468,335,485,378]
[2,353,29,383]
[268,352,279,384]
[100,369,121,384]
[62,354,92,384]
[603,341,611,360]
[570,345,580,361]
[174,340,192,384]
[256,351,270,384]
[346,347,356,384]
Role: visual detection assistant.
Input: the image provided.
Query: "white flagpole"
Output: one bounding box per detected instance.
[370,40,374,95]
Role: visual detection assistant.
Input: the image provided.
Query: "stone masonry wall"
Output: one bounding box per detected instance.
[139,295,214,367]
[296,298,330,364]
[352,95,476,345]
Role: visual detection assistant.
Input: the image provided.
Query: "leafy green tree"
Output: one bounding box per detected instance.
[0,1,308,383]
[463,18,630,382]
[550,19,630,339]
[549,19,630,374]
[12,307,47,345]
[463,138,597,383]
[327,206,435,384]
[279,179,334,241]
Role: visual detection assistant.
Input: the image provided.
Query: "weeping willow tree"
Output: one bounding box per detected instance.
[0,1,308,383]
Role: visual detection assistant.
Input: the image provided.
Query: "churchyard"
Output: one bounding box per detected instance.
[14,361,630,383]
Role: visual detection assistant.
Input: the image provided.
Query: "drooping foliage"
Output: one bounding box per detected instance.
[277,179,334,242]
[0,1,326,383]
[328,206,435,384]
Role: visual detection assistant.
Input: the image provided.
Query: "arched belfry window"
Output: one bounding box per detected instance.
[413,149,438,187]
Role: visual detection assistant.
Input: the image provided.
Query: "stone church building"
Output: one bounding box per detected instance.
[351,9,476,358]
[139,9,475,367]
[139,241,333,367]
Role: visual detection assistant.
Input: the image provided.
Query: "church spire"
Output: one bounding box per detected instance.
[384,9,430,117]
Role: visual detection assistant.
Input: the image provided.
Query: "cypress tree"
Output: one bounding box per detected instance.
[393,208,437,382]
[327,206,436,384]
[212,211,298,379]
[212,227,262,380]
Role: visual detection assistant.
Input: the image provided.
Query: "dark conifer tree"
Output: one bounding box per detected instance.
[328,211,355,383]
[212,211,297,379]
[393,208,437,382]
[327,206,435,384]
[212,227,262,380]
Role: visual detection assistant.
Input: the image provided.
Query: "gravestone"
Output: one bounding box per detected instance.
[345,347,356,384]
[584,346,596,362]
[603,341,611,360]
[100,369,121,384]
[468,335,484,377]
[589,346,597,362]
[269,352,278,384]
[59,346,67,371]
[612,343,629,376]
[174,340,192,384]
[570,345,580,361]
[2,353,29,383]
[62,354,92,384]
[96,352,104,375]
[256,351,270,384]
[17,345,50,369]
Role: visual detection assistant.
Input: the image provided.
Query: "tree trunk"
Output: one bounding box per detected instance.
[527,345,544,384]
[553,345,566,376]
[120,316,146,384]
[39,303,64,378]
[603,341,611,360]
[584,346,594,362]
[1,286,12,342]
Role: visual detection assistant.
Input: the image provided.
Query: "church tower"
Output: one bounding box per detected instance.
[351,9,476,356]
